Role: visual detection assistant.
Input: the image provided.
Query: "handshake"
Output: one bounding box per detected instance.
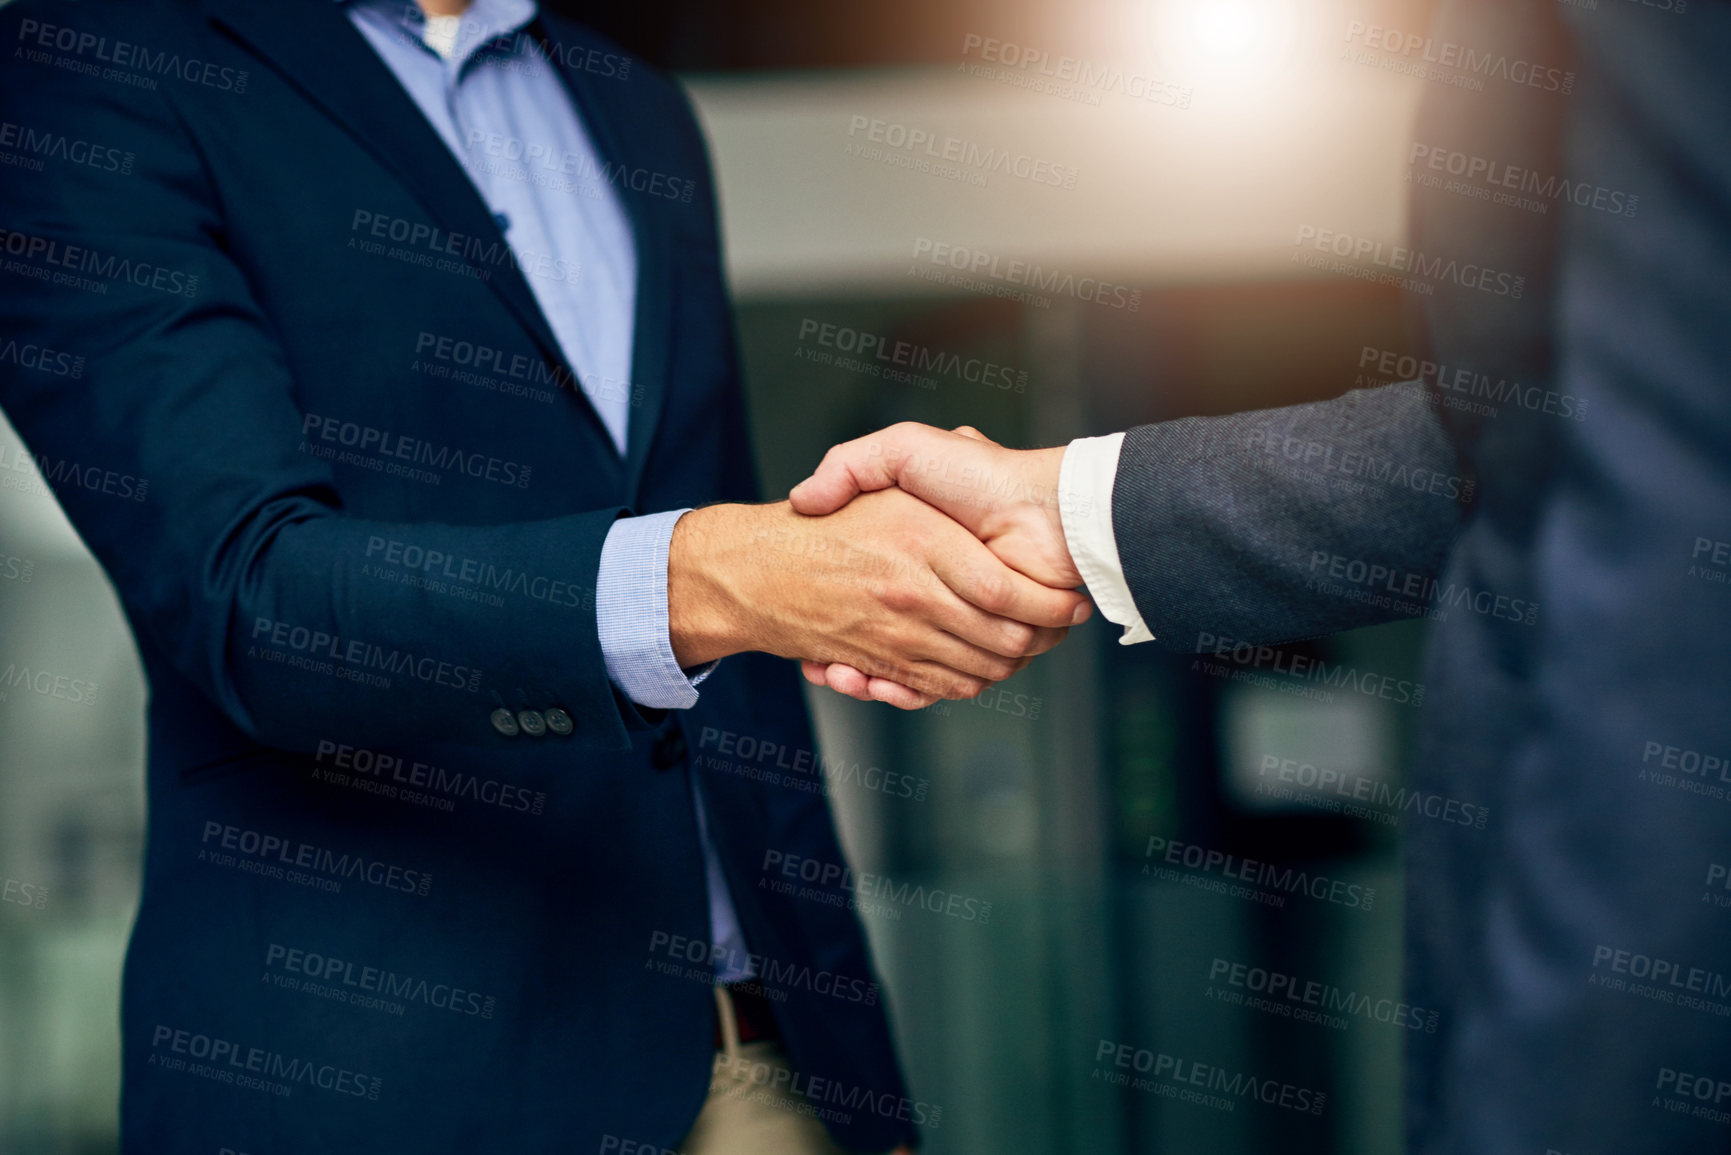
[667,422,1091,710]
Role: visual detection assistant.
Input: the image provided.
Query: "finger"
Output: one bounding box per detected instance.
[848,651,991,702]
[788,422,948,516]
[928,531,1092,632]
[864,676,936,710]
[1022,625,1072,658]
[804,660,878,703]
[823,663,876,701]
[904,625,1027,684]
[903,572,1062,662]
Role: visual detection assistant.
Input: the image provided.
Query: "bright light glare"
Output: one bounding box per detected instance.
[1150,0,1302,92]
[1191,1,1261,61]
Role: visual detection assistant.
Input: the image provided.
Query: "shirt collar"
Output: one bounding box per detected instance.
[338,0,539,71]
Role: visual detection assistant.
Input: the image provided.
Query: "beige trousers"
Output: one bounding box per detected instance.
[675,987,856,1155]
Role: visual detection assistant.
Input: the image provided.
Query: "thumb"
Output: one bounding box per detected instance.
[951,425,1002,447]
[787,437,893,515]
[788,422,940,515]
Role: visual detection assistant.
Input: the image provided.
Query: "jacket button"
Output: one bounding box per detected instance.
[518,710,547,737]
[490,708,520,737]
[544,708,573,736]
[651,726,687,770]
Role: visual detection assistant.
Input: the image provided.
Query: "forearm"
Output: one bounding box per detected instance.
[1101,380,1470,650]
[204,505,635,751]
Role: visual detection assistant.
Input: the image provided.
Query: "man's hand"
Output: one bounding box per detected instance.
[786,423,1087,706]
[667,490,1090,706]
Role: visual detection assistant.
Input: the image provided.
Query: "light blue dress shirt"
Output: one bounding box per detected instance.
[344,0,752,981]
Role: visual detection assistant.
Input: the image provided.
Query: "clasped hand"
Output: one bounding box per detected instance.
[666,423,1090,710]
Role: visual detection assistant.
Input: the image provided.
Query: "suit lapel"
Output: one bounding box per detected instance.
[534,15,675,507]
[202,0,632,468]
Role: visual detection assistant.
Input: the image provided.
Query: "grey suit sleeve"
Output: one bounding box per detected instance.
[1112,380,1470,652]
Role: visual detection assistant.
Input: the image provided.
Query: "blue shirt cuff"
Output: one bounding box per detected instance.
[596,510,715,709]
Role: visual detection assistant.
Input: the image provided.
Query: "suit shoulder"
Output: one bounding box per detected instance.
[1,0,233,107]
[2,0,208,41]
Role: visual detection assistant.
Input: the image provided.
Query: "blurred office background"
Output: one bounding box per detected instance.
[1,0,1444,1150]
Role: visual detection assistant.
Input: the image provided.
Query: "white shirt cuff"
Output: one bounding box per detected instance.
[1059,433,1154,645]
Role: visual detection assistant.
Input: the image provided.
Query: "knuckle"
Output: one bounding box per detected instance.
[1028,626,1066,655]
[1000,622,1036,655]
[972,572,1015,616]
[879,582,920,615]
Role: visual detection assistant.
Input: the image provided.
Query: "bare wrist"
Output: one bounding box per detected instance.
[668,504,756,667]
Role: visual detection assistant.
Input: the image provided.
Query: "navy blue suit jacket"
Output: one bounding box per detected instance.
[1111,2,1731,1151]
[0,1,918,1150]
